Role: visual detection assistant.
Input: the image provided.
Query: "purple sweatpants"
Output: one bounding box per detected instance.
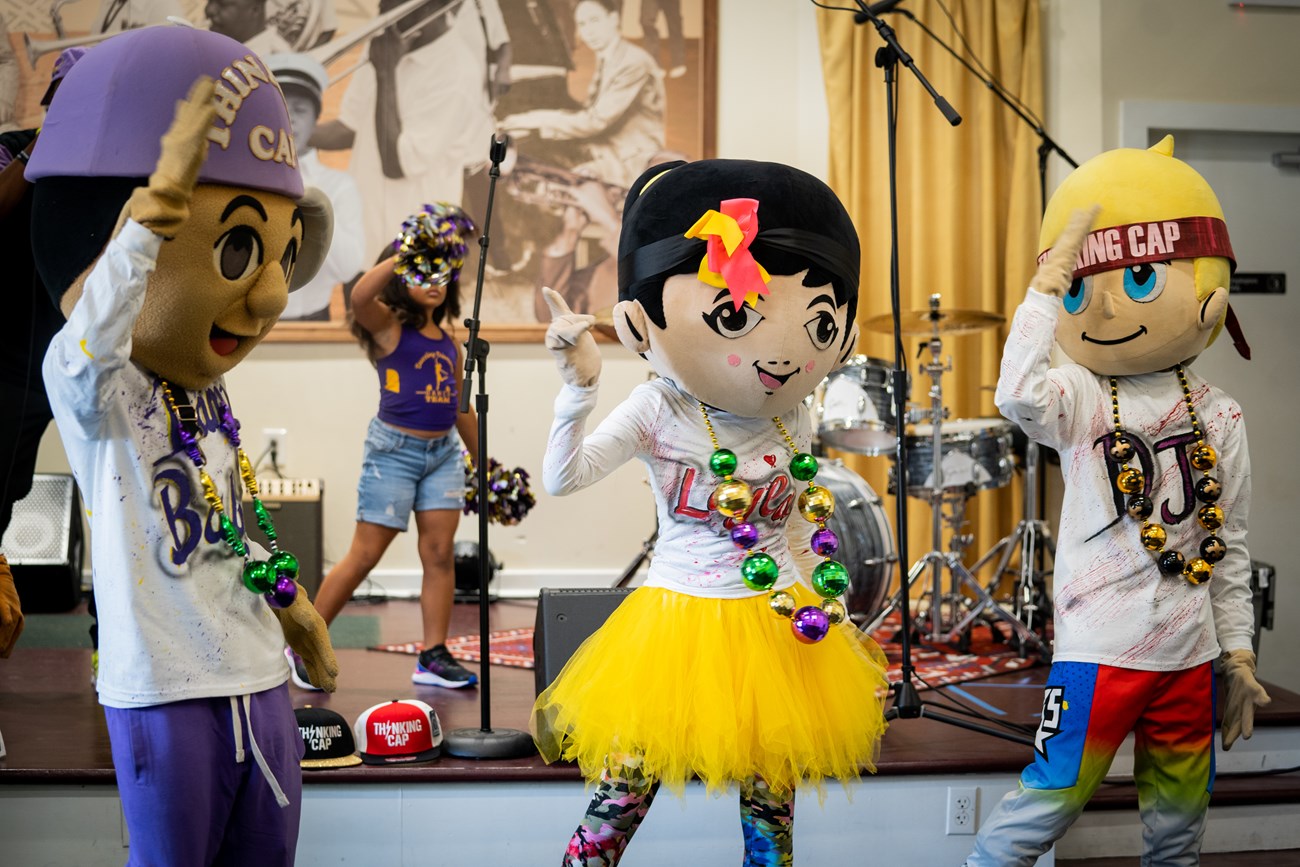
[104,684,304,867]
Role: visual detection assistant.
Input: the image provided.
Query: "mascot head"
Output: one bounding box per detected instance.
[26,25,332,390]
[1039,135,1237,376]
[613,159,861,418]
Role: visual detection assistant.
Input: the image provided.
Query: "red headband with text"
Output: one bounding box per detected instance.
[1038,216,1235,279]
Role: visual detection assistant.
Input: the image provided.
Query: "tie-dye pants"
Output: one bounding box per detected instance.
[965,661,1215,867]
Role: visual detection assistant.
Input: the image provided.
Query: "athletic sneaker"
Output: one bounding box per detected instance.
[412,644,478,689]
[286,647,322,691]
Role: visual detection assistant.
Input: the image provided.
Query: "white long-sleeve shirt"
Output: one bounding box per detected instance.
[544,377,821,598]
[995,289,1254,669]
[42,220,289,708]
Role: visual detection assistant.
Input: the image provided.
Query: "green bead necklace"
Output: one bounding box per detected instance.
[698,402,849,644]
[159,380,300,607]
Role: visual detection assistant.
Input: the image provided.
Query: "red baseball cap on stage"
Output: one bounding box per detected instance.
[354,699,443,765]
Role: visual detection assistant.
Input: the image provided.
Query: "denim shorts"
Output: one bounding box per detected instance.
[356,418,466,530]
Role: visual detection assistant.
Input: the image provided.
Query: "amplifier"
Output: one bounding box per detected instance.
[244,478,324,601]
[533,587,634,695]
[2,473,84,612]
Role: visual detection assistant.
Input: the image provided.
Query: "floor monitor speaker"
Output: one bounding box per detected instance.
[2,474,84,612]
[533,587,634,695]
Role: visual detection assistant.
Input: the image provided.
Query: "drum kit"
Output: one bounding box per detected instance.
[808,294,1052,658]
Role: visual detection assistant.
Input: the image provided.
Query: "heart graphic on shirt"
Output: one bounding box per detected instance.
[764,454,777,466]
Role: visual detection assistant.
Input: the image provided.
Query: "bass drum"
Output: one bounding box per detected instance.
[817,461,896,625]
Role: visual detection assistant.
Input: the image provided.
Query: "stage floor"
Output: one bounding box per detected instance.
[2,595,1298,794]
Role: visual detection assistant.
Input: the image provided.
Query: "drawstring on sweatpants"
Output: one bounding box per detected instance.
[228,695,291,807]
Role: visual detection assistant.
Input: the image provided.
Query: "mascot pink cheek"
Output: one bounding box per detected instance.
[727,354,742,367]
[805,360,816,373]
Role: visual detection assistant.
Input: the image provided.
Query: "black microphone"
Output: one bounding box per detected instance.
[855,0,906,22]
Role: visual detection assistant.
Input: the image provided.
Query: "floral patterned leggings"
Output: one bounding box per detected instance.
[562,763,795,866]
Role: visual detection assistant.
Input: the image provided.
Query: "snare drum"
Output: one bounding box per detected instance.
[895,418,1014,499]
[812,356,908,456]
[816,461,896,624]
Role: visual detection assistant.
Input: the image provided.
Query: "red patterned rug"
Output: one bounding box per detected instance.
[869,614,1043,690]
[370,628,536,670]
[369,616,1042,686]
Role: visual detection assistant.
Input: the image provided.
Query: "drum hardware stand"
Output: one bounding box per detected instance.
[865,296,1048,665]
[966,439,1055,660]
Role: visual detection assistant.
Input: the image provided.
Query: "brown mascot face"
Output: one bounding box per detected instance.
[61,184,302,390]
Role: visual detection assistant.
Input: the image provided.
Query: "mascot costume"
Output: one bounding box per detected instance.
[965,137,1270,865]
[538,159,890,866]
[26,26,338,865]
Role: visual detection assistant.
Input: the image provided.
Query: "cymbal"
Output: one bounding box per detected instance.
[862,308,1005,336]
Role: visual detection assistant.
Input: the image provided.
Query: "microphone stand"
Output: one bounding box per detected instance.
[443,134,537,759]
[852,1,1031,746]
[896,6,1078,652]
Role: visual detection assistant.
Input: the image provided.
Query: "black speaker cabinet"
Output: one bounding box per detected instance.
[2,473,84,612]
[533,587,634,695]
[1250,561,1275,659]
[243,479,324,601]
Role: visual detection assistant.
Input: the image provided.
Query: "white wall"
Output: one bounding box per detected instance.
[30,0,833,592]
[1043,0,1300,692]
[31,0,1299,689]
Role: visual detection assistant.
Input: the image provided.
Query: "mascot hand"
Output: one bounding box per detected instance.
[0,554,24,658]
[1221,648,1271,750]
[1032,205,1100,298]
[273,583,340,692]
[542,287,601,388]
[120,76,218,240]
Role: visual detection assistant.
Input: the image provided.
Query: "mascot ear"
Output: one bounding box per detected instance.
[835,322,860,371]
[613,299,650,355]
[1198,286,1229,334]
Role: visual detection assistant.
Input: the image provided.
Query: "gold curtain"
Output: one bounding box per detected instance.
[817,0,1044,610]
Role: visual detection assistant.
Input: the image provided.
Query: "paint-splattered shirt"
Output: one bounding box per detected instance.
[544,377,820,598]
[42,220,289,708]
[996,289,1254,670]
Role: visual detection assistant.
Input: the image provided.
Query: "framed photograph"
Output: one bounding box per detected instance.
[5,0,715,343]
[274,0,719,342]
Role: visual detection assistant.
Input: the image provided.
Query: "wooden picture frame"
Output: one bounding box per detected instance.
[267,0,719,344]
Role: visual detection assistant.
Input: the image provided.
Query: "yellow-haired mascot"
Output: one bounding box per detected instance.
[965,137,1269,865]
[26,26,337,864]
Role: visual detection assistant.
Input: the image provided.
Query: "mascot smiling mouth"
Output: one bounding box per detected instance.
[754,363,797,391]
[209,325,242,356]
[1082,326,1148,345]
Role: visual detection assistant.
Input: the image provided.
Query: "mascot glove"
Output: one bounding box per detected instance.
[272,582,340,693]
[1220,648,1271,750]
[1032,204,1100,298]
[542,287,601,388]
[0,555,24,659]
[120,76,218,240]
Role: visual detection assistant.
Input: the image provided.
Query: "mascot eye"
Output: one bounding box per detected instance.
[1062,275,1091,315]
[702,300,763,339]
[213,226,264,281]
[1123,262,1167,302]
[804,311,839,350]
[280,238,299,283]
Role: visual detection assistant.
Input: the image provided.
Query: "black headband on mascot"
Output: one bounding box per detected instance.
[617,159,861,330]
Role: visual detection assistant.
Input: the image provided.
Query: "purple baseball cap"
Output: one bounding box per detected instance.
[41,46,88,106]
[27,25,303,200]
[27,24,334,291]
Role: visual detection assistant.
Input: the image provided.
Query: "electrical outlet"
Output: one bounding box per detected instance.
[261,427,289,472]
[946,786,978,835]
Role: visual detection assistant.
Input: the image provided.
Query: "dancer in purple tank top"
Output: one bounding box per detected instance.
[299,203,484,691]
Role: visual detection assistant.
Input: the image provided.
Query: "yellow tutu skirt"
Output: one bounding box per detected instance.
[531,583,890,798]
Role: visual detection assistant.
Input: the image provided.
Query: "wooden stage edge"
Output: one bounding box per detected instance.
[2,598,1299,811]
